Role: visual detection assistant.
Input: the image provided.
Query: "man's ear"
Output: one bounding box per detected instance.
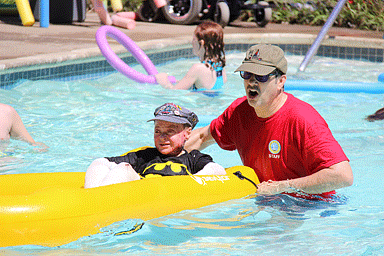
[277,74,287,91]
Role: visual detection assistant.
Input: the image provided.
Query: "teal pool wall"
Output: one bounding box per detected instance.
[1,43,383,89]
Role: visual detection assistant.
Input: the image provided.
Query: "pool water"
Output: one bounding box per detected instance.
[1,52,384,255]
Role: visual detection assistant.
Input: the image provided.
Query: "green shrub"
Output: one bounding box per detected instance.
[121,0,143,12]
[87,0,142,12]
[271,0,384,31]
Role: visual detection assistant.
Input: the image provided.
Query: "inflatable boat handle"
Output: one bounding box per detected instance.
[234,171,258,191]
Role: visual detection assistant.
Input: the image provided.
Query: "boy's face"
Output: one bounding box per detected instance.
[154,120,192,156]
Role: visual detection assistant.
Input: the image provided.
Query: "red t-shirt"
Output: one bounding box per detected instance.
[210,93,349,184]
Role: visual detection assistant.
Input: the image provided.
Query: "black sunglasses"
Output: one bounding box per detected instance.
[240,70,278,82]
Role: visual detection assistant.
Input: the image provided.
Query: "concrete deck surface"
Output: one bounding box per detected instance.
[1,12,383,65]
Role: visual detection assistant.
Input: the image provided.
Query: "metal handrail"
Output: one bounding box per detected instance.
[298,0,348,72]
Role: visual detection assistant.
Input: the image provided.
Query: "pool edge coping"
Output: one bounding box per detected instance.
[1,33,383,71]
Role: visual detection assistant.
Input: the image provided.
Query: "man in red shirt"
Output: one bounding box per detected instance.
[185,44,353,197]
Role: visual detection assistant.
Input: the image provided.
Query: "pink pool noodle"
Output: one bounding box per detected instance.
[153,0,167,8]
[112,15,136,30]
[116,11,137,20]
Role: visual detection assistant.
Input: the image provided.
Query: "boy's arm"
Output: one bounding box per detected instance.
[194,162,226,175]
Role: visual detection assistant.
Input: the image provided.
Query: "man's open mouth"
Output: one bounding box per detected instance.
[248,88,259,98]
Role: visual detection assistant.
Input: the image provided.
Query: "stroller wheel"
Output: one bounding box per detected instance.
[161,0,202,25]
[138,1,160,22]
[214,1,230,28]
[254,1,271,27]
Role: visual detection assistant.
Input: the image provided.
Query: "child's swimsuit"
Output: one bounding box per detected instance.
[192,60,224,91]
[106,147,213,178]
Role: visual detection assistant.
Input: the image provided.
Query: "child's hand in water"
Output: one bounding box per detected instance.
[155,73,173,89]
[32,142,49,152]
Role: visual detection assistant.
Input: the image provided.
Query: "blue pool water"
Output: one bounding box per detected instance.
[1,52,384,255]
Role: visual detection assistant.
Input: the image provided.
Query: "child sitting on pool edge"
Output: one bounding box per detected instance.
[84,103,226,188]
[155,21,227,91]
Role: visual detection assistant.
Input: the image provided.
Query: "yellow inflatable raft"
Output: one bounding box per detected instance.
[0,166,259,247]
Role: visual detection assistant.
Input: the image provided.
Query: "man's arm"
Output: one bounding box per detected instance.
[257,161,353,195]
[185,125,216,152]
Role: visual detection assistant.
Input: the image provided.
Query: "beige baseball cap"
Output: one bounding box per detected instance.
[235,44,288,75]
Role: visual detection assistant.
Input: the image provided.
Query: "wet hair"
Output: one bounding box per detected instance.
[194,21,226,68]
[366,107,384,122]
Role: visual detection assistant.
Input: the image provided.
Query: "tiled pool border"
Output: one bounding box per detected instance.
[1,33,383,89]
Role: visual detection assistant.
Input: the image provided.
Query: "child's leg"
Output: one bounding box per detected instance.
[100,163,140,186]
[84,158,116,188]
[91,0,112,25]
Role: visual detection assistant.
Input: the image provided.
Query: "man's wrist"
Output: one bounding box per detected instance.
[281,180,301,193]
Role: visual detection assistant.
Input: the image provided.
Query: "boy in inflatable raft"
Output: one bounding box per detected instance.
[84,103,225,188]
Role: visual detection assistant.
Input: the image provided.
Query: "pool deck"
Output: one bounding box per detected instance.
[1,12,383,70]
